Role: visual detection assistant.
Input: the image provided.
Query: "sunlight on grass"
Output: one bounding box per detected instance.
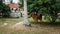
[0,17,60,34]
[28,17,34,24]
[0,17,60,26]
[0,17,24,26]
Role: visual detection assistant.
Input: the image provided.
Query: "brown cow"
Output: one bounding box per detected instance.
[30,12,42,24]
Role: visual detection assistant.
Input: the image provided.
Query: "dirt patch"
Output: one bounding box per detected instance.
[1,22,60,34]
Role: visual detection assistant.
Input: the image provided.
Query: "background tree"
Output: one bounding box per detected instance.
[18,0,24,9]
[0,0,11,17]
[27,0,60,23]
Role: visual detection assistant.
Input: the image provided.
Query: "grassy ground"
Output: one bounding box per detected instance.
[0,23,60,34]
[0,17,24,26]
[29,17,60,23]
[0,17,60,34]
[0,17,60,26]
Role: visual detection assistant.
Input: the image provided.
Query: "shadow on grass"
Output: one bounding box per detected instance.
[38,22,60,26]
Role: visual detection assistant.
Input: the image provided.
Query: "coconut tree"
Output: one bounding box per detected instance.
[23,0,31,26]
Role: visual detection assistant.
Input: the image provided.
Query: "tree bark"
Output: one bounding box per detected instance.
[23,0,31,26]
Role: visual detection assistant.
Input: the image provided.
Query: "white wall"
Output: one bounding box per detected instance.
[3,0,11,4]
[3,0,19,4]
[12,0,19,4]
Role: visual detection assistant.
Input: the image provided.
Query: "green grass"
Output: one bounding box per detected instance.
[0,17,24,26]
[0,17,60,34]
[28,17,34,24]
[0,17,60,26]
[29,17,60,23]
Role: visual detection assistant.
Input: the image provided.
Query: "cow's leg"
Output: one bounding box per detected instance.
[33,18,38,24]
[35,19,38,24]
[38,17,42,23]
[40,19,42,23]
[39,14,42,23]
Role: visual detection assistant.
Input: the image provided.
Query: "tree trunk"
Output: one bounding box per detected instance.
[23,0,31,26]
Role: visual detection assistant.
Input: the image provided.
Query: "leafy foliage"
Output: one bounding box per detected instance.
[27,0,60,23]
[0,0,11,17]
